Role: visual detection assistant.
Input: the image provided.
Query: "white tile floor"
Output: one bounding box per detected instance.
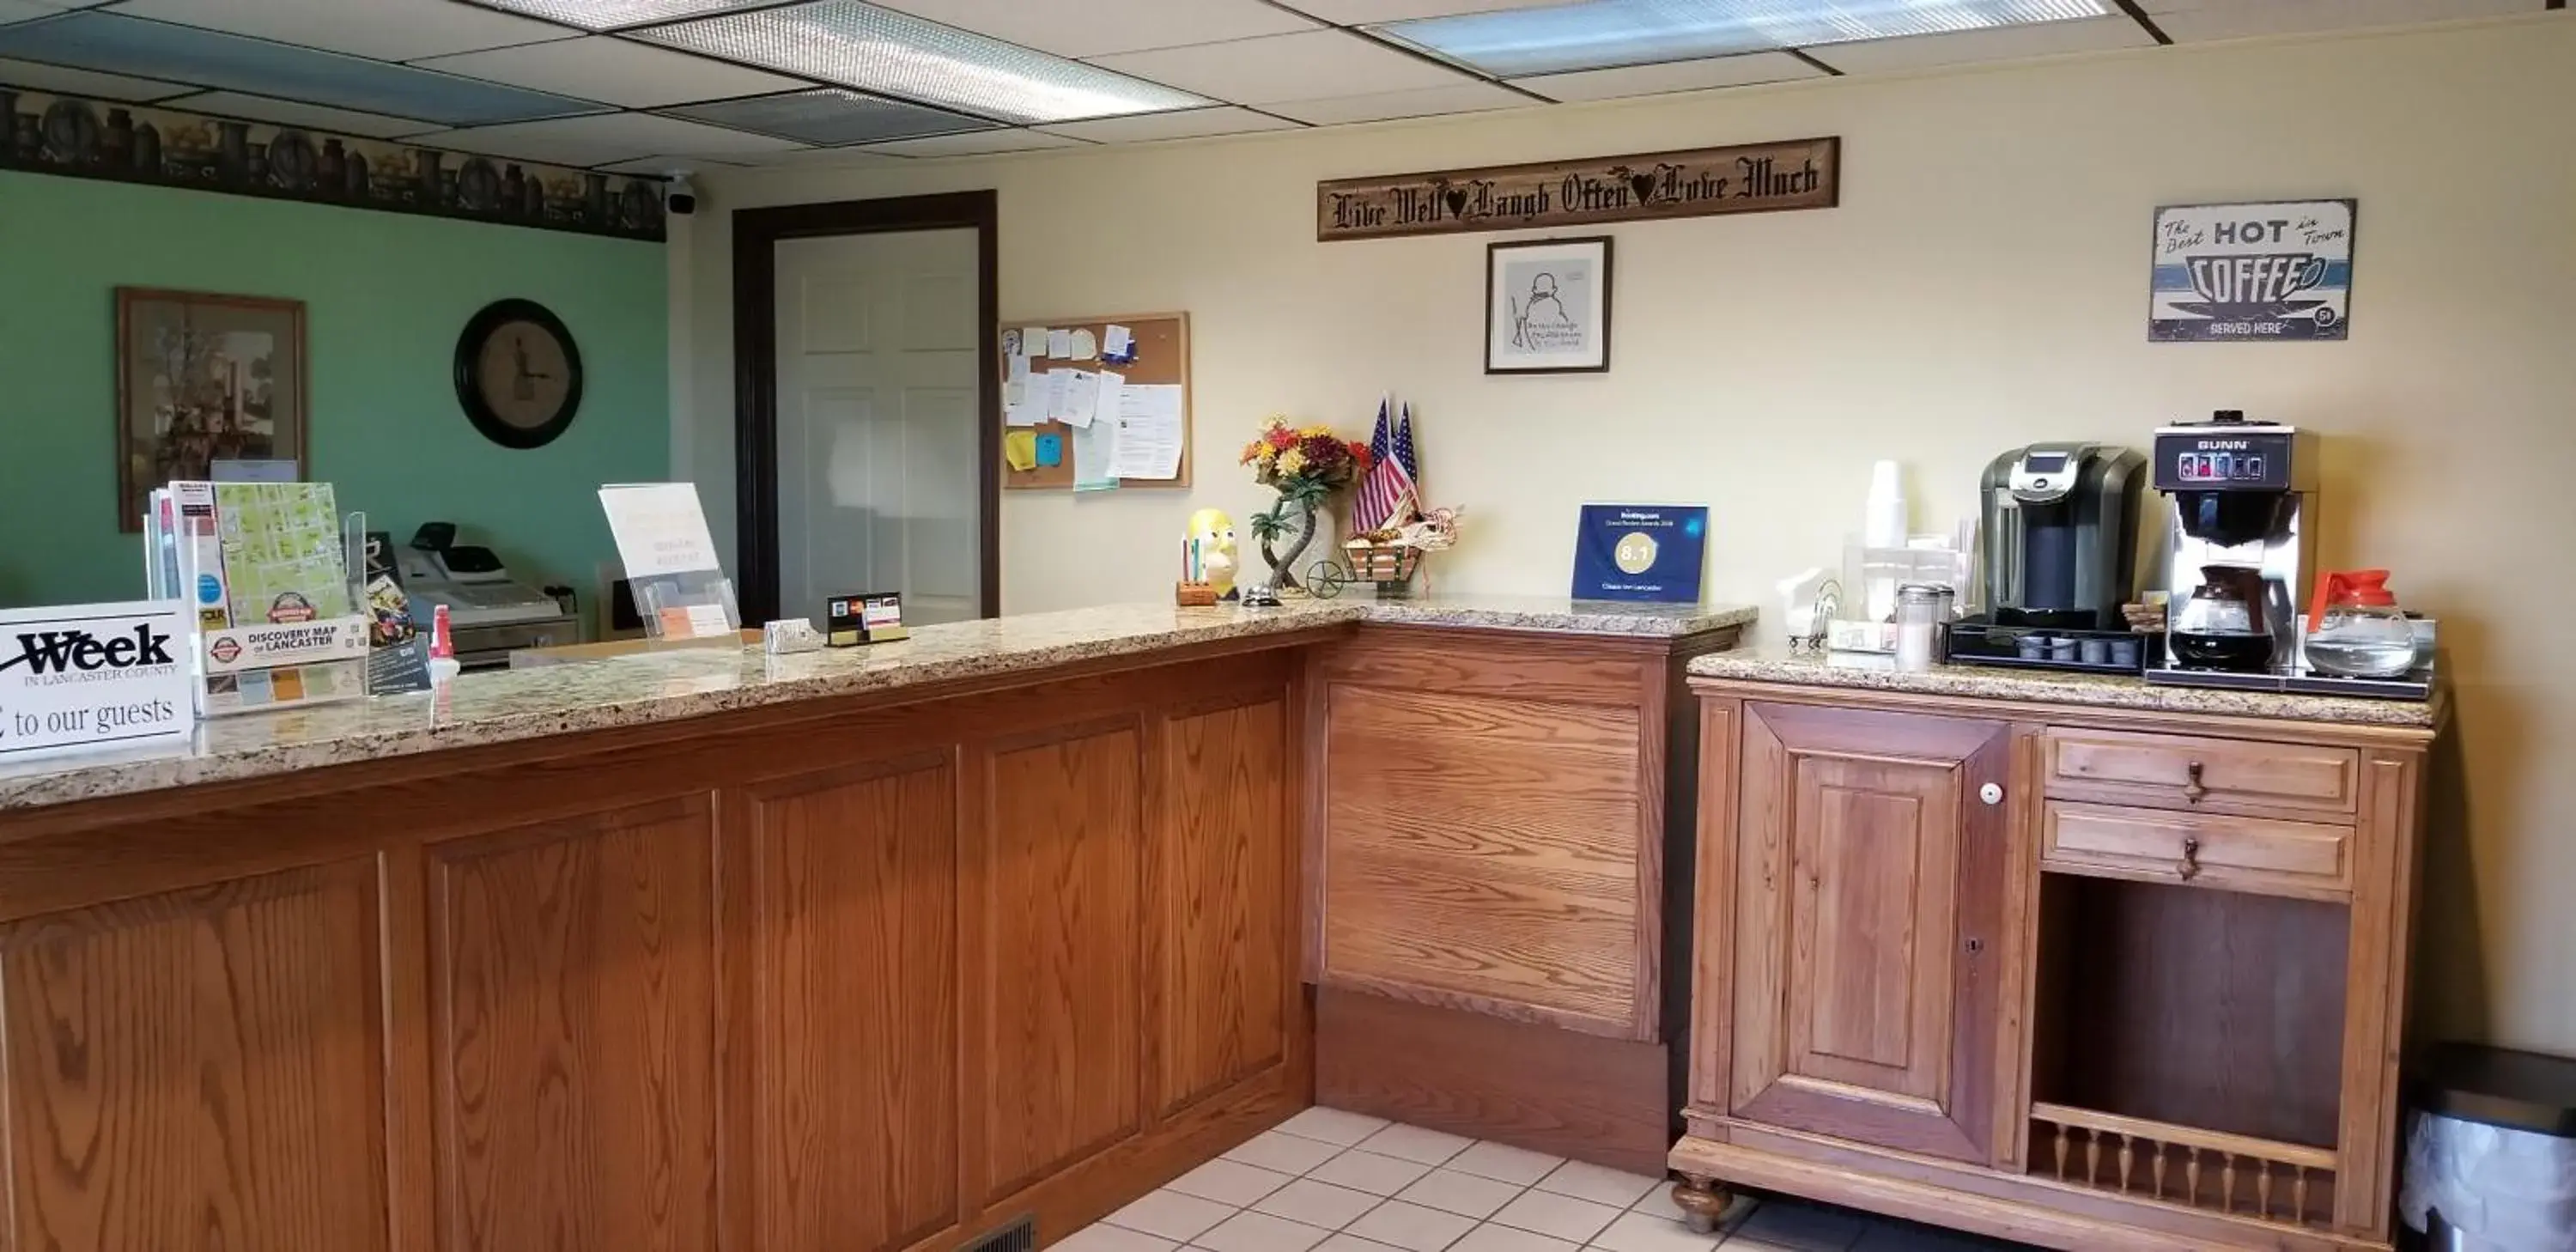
[1066,1108,2037,1252]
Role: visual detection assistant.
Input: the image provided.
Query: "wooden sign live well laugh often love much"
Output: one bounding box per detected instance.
[1315,137,1840,241]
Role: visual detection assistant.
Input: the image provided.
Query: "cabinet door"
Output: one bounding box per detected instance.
[1728,702,2011,1163]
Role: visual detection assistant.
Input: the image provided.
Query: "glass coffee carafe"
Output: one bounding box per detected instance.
[2306,569,2419,678]
[2170,564,2276,671]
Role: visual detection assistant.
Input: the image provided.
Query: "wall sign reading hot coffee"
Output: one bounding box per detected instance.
[1315,137,1839,241]
[2150,199,2356,342]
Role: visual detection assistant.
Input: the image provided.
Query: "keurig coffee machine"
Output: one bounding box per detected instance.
[2148,410,2317,681]
[1944,443,2148,673]
[1977,443,2147,630]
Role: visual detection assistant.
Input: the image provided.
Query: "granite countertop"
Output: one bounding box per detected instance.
[1688,647,2443,729]
[0,596,1753,811]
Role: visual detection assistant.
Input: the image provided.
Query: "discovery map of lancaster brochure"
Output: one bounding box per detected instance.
[211,482,355,625]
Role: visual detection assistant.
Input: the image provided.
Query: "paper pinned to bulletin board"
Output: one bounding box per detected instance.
[1001,312,1191,491]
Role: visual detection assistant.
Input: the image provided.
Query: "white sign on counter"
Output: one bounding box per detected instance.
[0,600,193,761]
[599,483,722,576]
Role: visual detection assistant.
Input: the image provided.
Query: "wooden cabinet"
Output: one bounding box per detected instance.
[1306,623,1742,1175]
[1675,682,2442,1252]
[0,645,1313,1252]
[1724,702,2010,1164]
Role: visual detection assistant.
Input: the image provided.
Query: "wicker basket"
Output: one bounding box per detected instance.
[1341,539,1422,584]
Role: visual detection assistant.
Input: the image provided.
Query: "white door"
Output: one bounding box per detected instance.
[773,228,982,626]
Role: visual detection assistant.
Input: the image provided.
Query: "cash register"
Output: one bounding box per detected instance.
[392,523,580,669]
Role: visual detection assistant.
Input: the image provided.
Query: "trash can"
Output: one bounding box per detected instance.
[2400,1042,2576,1251]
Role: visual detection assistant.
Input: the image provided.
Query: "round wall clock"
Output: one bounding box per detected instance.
[453,299,583,450]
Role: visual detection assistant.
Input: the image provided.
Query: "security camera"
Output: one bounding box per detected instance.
[665,173,696,216]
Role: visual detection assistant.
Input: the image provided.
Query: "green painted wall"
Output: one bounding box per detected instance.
[0,171,667,608]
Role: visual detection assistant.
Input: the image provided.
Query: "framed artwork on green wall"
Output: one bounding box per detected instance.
[114,288,308,532]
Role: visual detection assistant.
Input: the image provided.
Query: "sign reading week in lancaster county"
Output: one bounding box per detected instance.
[0,601,193,761]
[1317,137,1839,241]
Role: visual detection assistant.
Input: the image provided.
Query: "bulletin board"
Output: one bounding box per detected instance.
[999,311,1192,491]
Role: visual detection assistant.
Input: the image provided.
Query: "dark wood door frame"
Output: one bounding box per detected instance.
[731,190,1000,624]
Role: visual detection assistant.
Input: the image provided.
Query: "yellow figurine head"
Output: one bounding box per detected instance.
[1187,507,1239,597]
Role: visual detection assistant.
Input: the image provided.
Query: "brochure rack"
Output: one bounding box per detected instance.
[148,488,369,718]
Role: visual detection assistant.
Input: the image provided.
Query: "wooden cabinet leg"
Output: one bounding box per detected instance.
[1670,1176,1732,1235]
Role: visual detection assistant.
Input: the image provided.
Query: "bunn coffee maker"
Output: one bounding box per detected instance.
[1976,443,2147,630]
[2147,410,2318,682]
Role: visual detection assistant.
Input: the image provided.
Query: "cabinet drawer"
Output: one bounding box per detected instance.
[2042,728,2359,817]
[2043,802,2353,897]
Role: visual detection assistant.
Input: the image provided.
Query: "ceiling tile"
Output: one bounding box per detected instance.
[414,35,805,107]
[1038,104,1300,143]
[1804,15,2153,74]
[869,0,1320,58]
[1514,50,1821,100]
[862,127,1088,156]
[0,53,194,99]
[665,88,993,144]
[725,143,909,166]
[1281,0,1566,22]
[1086,29,1482,105]
[106,0,574,61]
[593,153,748,173]
[635,0,1209,123]
[171,89,444,137]
[431,110,804,165]
[2141,0,2540,42]
[0,12,605,125]
[1266,79,1526,124]
[466,0,779,31]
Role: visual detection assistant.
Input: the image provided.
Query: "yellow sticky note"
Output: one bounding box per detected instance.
[1005,428,1040,471]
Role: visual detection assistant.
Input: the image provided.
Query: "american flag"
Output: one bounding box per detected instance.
[1394,404,1420,498]
[1352,398,1412,532]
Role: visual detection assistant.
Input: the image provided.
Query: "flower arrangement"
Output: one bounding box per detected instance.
[1239,416,1368,591]
[1240,417,1368,494]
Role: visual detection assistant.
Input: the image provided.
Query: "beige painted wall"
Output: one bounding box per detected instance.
[676,17,2576,1051]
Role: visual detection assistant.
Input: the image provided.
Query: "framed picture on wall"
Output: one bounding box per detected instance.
[1486,235,1613,374]
[114,289,308,532]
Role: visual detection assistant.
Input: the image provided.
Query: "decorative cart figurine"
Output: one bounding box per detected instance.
[1310,507,1462,599]
[1307,400,1455,599]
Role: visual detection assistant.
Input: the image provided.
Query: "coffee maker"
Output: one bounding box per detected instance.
[1976,443,2147,630]
[2148,410,2318,682]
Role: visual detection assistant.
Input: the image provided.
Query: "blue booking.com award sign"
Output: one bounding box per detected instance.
[1573,505,1707,604]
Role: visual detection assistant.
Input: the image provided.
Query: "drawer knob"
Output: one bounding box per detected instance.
[2178,835,2203,881]
[1979,783,2004,806]
[2183,760,2209,805]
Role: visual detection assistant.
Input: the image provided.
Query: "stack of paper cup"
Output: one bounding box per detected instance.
[1862,460,1908,623]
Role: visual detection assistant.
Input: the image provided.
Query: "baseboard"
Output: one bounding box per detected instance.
[1315,988,1669,1176]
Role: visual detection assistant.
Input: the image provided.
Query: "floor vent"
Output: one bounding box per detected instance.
[960,1214,1036,1252]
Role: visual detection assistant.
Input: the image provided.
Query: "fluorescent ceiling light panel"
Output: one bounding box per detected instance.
[1377,0,2114,77]
[666,88,996,146]
[466,0,781,31]
[1513,48,1823,99]
[631,0,1210,124]
[0,12,602,125]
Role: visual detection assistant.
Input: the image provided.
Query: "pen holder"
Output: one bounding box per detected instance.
[1174,581,1218,607]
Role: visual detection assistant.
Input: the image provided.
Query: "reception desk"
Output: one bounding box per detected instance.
[0,596,1748,1252]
